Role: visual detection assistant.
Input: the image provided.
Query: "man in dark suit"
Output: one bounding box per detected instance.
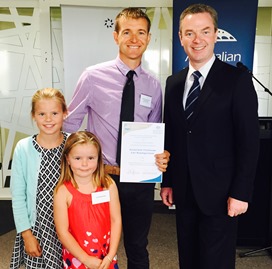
[160,4,260,269]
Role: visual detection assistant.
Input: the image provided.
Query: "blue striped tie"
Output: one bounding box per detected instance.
[185,71,202,120]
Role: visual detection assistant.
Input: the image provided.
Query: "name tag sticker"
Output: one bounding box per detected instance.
[140,94,152,108]
[92,190,110,205]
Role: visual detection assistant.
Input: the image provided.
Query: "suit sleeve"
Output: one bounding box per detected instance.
[229,70,260,202]
[161,77,174,188]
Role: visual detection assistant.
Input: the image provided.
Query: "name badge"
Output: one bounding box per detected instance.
[140,94,152,108]
[92,190,110,205]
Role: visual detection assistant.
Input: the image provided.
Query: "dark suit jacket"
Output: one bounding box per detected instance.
[162,58,260,215]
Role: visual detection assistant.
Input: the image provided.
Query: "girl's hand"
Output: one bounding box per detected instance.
[22,229,42,257]
[98,255,112,269]
[84,256,102,269]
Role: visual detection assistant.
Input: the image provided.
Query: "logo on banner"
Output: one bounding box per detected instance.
[217,29,236,42]
[216,28,241,62]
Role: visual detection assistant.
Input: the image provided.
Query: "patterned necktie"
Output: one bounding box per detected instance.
[116,70,135,165]
[185,71,202,120]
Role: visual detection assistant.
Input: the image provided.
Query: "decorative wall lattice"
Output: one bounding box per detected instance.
[0,5,64,196]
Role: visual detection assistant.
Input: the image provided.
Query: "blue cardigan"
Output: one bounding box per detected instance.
[10,134,69,233]
[10,136,42,233]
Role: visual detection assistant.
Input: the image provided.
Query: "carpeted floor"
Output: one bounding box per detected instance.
[1,212,272,269]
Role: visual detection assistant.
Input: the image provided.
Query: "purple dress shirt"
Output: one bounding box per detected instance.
[63,57,162,166]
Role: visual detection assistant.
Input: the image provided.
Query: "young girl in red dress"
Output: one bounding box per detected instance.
[54,131,121,269]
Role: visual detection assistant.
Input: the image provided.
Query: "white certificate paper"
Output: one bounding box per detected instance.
[120,122,165,183]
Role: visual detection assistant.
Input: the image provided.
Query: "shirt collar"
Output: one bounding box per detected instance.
[115,56,141,78]
[188,54,216,80]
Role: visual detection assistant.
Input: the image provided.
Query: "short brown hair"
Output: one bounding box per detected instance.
[115,7,151,33]
[179,4,218,33]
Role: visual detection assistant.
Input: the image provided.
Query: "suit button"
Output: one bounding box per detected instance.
[187,130,192,134]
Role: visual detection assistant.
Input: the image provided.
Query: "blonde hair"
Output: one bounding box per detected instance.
[31,88,68,118]
[56,131,113,192]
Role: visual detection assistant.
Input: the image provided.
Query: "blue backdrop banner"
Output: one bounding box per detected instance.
[173,0,258,74]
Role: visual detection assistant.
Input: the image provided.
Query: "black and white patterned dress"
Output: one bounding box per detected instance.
[10,133,68,269]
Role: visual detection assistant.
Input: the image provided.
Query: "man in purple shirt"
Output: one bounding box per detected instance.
[63,8,169,269]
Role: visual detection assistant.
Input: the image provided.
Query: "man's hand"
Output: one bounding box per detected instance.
[160,187,173,207]
[155,150,170,172]
[227,197,248,217]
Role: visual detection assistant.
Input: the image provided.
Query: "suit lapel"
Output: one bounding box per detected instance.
[171,68,188,119]
[188,59,222,124]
